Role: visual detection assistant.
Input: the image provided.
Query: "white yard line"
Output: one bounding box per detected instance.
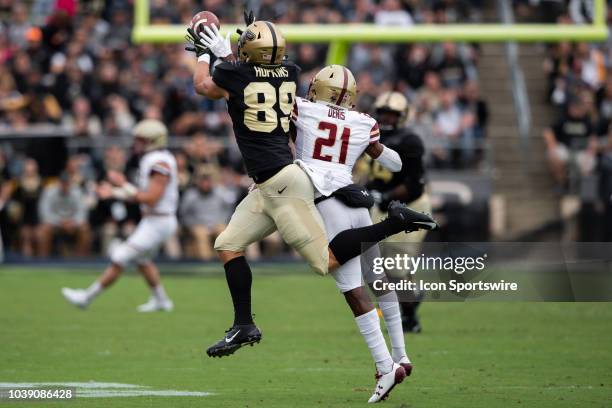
[0,382,214,398]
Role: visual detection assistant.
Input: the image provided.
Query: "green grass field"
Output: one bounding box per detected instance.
[1,265,611,407]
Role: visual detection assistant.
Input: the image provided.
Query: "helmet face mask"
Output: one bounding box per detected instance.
[377,110,402,132]
[238,21,285,65]
[308,65,357,109]
[374,91,409,132]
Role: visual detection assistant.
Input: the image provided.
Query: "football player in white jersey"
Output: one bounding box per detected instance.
[61,119,178,312]
[292,65,434,403]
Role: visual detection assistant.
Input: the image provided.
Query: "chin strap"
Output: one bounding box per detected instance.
[111,183,138,201]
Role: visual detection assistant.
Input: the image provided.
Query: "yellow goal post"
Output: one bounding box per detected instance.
[132,0,607,65]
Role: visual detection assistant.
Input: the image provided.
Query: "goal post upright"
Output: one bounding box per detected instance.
[133,0,607,64]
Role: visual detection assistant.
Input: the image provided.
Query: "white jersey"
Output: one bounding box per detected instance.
[292,97,380,196]
[138,149,178,214]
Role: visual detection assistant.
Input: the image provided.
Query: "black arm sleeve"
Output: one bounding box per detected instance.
[399,135,426,202]
[401,156,425,203]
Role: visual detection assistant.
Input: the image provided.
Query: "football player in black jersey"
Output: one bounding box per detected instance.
[186,17,436,357]
[367,91,432,333]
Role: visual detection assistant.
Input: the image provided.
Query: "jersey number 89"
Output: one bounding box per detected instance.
[244,82,296,133]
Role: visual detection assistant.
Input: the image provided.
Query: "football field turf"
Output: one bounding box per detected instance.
[1,265,611,407]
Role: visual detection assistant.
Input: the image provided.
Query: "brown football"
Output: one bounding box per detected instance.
[190,11,220,35]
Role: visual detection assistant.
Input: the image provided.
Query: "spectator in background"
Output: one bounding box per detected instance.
[10,158,42,257]
[543,99,598,187]
[62,96,102,137]
[460,80,489,160]
[375,0,413,26]
[539,0,566,23]
[574,43,606,92]
[417,71,444,114]
[174,152,192,196]
[37,172,91,257]
[7,3,31,48]
[179,166,234,260]
[396,45,430,93]
[433,88,476,168]
[433,42,470,89]
[568,0,594,24]
[354,71,380,113]
[596,77,612,134]
[92,146,138,255]
[184,133,224,171]
[543,41,573,103]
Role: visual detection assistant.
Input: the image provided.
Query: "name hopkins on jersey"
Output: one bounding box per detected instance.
[254,66,289,78]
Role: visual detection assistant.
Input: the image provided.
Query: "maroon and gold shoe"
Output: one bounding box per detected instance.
[398,358,413,376]
[368,363,406,403]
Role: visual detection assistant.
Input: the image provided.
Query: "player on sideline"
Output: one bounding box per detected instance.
[367,92,431,333]
[292,65,424,403]
[61,120,177,312]
[185,16,436,357]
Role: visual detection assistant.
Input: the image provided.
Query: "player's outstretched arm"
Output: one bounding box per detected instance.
[365,141,403,172]
[193,60,228,99]
[97,168,168,207]
[186,26,229,99]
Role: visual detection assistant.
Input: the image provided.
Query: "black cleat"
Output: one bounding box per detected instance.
[402,317,422,333]
[387,200,438,232]
[400,294,423,333]
[206,324,262,358]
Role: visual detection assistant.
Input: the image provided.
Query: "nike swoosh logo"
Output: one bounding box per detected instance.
[414,221,437,229]
[225,330,240,343]
[277,186,287,194]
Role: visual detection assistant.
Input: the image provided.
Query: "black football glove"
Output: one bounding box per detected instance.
[185,26,209,58]
[236,9,255,36]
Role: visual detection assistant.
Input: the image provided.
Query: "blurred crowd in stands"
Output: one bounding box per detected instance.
[513,0,612,239]
[0,0,489,258]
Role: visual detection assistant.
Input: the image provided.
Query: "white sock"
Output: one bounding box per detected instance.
[84,281,102,302]
[355,309,394,374]
[377,292,409,363]
[152,284,169,302]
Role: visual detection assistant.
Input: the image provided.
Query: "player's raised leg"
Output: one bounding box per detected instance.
[207,188,276,357]
[256,164,436,275]
[65,222,165,308]
[61,264,117,309]
[317,197,406,402]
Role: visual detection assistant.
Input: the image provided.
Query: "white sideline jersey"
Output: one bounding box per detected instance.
[292,97,380,196]
[138,149,178,214]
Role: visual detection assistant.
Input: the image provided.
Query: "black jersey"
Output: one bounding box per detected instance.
[212,61,300,179]
[367,128,426,203]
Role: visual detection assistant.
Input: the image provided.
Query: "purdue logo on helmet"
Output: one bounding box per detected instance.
[133,119,168,152]
[308,65,357,109]
[238,21,285,65]
[374,91,410,131]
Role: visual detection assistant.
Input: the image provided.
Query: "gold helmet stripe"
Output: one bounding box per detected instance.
[263,21,278,64]
[336,66,349,106]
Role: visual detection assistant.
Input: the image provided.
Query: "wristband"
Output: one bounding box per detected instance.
[111,183,138,201]
[375,146,403,172]
[198,53,211,64]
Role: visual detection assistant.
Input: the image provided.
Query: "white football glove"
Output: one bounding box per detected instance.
[198,24,232,58]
